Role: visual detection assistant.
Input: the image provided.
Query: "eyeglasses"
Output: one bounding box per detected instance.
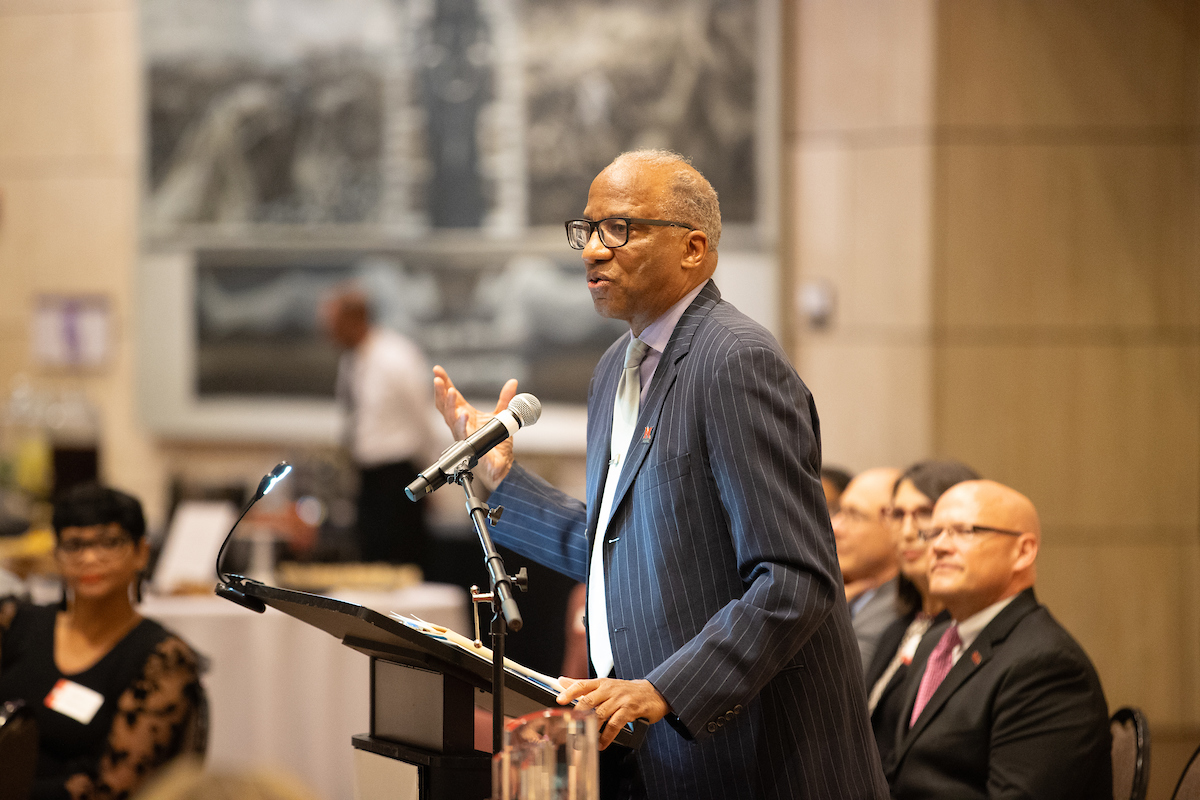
[917,524,1026,543]
[832,507,875,524]
[564,217,695,250]
[57,532,134,559]
[884,507,933,525]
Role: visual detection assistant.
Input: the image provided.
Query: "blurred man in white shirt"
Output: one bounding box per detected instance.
[322,288,432,566]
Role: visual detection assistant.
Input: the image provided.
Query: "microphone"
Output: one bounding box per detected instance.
[406,393,541,500]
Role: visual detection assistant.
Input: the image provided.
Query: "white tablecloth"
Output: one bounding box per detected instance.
[141,584,468,800]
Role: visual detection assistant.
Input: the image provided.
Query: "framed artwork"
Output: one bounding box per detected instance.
[33,295,111,370]
[137,0,780,444]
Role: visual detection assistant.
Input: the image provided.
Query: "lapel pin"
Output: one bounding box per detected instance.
[642,426,653,444]
[971,651,981,665]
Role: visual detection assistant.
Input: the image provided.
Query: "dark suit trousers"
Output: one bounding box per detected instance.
[356,459,427,565]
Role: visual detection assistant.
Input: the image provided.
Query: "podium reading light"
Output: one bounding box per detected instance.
[214,461,293,613]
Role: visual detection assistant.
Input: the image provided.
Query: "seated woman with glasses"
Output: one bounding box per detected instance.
[863,460,978,768]
[0,484,201,800]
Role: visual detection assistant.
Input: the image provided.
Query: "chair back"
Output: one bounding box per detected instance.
[0,699,39,800]
[1110,706,1151,800]
[1172,740,1200,800]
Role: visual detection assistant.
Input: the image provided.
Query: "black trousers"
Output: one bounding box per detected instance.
[356,460,428,565]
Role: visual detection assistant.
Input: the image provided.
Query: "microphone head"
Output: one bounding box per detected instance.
[507,393,542,427]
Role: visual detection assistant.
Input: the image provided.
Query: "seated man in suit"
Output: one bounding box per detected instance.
[832,467,902,672]
[887,480,1111,800]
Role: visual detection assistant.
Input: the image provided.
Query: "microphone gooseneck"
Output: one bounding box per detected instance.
[214,461,292,613]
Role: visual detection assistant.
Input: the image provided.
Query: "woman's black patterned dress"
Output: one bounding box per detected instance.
[0,600,201,800]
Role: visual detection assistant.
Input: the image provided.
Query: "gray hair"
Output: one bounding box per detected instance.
[610,149,722,251]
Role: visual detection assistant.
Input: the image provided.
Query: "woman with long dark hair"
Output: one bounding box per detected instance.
[863,460,979,767]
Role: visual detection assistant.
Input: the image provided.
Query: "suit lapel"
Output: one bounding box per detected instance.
[893,589,1041,765]
[901,634,992,744]
[604,282,719,528]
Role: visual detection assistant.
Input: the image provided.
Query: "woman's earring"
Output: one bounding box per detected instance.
[58,582,69,612]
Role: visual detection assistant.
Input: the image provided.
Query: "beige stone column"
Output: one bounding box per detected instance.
[784,4,1200,790]
[0,0,167,523]
[928,4,1200,788]
[784,0,939,473]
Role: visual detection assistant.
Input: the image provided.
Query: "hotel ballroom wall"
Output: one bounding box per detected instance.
[1,1,1197,796]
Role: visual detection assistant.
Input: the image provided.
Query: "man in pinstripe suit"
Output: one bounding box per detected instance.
[434,151,887,799]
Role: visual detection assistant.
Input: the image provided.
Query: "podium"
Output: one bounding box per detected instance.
[238,580,644,800]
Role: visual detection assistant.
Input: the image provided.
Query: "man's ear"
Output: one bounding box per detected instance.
[680,229,709,271]
[1013,533,1038,573]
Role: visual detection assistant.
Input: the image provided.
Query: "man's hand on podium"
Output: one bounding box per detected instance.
[556,676,670,750]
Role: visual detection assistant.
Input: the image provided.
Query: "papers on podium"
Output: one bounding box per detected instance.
[389,614,565,696]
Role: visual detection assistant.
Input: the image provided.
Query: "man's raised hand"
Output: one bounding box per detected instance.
[432,365,518,493]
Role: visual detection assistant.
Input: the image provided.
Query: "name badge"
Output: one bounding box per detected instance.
[45,679,105,725]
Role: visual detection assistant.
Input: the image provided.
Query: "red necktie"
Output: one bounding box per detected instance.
[909,624,961,727]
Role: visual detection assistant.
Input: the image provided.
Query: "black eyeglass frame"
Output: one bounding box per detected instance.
[884,506,934,524]
[56,528,136,558]
[916,523,1027,543]
[564,217,695,250]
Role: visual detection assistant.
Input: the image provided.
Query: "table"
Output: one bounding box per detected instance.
[141,584,468,800]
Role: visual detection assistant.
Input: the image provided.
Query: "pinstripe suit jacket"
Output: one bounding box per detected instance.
[489,281,888,799]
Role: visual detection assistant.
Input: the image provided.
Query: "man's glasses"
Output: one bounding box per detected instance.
[831,507,875,524]
[916,524,1026,543]
[565,217,694,250]
[57,532,134,560]
[884,507,933,526]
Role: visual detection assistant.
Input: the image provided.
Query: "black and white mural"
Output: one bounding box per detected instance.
[143,0,761,234]
[194,251,626,404]
[140,0,771,409]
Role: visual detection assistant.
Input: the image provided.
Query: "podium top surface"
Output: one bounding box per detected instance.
[239,581,516,685]
[236,580,646,748]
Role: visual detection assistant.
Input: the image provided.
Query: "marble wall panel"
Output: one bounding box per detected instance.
[88,328,168,516]
[937,2,1200,128]
[1186,542,1200,726]
[791,0,936,133]
[934,343,1200,540]
[936,143,1200,330]
[0,175,136,300]
[0,334,26,384]
[0,0,125,15]
[797,339,931,473]
[796,142,935,330]
[1037,541,1200,728]
[0,8,137,162]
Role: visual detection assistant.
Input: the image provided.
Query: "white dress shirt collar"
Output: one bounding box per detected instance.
[631,282,707,401]
[951,593,1018,664]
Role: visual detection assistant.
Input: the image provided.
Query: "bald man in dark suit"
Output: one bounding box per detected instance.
[433,150,886,799]
[887,480,1111,800]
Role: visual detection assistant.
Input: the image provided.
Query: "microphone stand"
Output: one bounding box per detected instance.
[451,462,524,753]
